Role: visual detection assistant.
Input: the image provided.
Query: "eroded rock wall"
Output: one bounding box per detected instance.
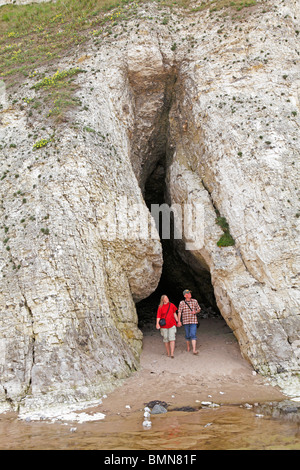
[165,0,300,390]
[0,46,163,410]
[0,0,299,410]
[0,1,52,6]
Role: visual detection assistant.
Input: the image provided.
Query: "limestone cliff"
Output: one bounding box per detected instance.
[0,0,299,411]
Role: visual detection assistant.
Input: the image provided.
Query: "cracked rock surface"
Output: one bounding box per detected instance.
[0,0,299,410]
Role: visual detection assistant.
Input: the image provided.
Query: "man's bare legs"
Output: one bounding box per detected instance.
[186,339,198,355]
[191,339,198,354]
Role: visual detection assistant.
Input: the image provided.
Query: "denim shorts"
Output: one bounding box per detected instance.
[184,323,197,341]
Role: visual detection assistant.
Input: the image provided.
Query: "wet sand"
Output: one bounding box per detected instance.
[0,318,294,450]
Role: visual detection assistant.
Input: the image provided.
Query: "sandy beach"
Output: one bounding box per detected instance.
[98,318,285,416]
[0,317,293,451]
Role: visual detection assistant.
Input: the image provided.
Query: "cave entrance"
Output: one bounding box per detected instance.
[129,66,225,333]
[136,158,222,330]
[135,249,221,329]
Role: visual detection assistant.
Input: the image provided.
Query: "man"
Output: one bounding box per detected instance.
[178,289,201,355]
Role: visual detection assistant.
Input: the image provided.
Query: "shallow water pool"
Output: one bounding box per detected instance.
[0,401,299,450]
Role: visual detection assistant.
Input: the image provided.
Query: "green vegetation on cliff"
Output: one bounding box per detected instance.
[0,0,258,89]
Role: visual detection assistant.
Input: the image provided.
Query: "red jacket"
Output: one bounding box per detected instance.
[157,302,177,328]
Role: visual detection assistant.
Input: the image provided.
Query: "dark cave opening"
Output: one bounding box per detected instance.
[130,67,223,330]
[136,158,221,329]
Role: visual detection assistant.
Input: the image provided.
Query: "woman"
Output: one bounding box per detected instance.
[156,295,180,358]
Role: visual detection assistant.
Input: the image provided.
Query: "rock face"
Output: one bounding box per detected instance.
[0,0,299,410]
[0,0,51,6]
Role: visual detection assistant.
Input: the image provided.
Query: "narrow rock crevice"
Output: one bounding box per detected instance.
[21,295,36,398]
[128,62,222,326]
